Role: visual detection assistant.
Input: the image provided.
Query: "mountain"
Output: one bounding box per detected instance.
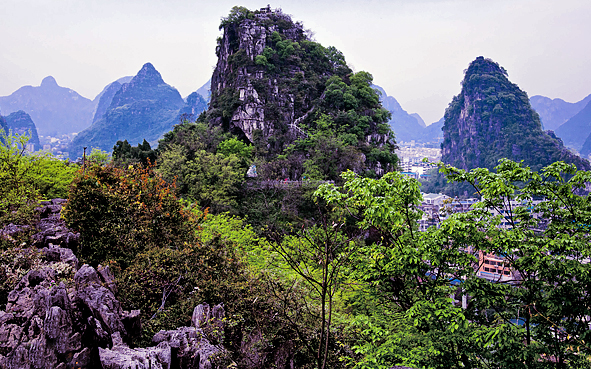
[68,63,184,159]
[0,76,95,136]
[372,85,424,143]
[177,92,208,122]
[579,131,591,158]
[0,115,8,140]
[411,113,426,128]
[202,5,397,175]
[4,110,41,151]
[196,79,211,102]
[555,100,591,152]
[421,117,444,144]
[441,56,588,171]
[530,94,591,131]
[91,76,133,123]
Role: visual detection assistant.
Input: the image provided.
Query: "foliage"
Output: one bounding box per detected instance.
[219,6,254,29]
[31,156,77,199]
[87,148,111,165]
[315,160,591,368]
[112,139,158,167]
[0,247,41,309]
[217,137,254,162]
[0,131,76,225]
[62,163,195,268]
[117,240,249,347]
[0,132,40,225]
[158,145,244,212]
[157,122,248,212]
[274,221,359,369]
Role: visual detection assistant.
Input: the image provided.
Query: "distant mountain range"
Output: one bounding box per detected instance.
[1,64,589,159]
[68,63,207,159]
[0,76,95,136]
[530,94,591,131]
[556,100,591,153]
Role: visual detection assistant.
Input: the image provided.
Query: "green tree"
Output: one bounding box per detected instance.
[0,132,41,225]
[158,145,244,212]
[315,161,591,368]
[274,221,358,369]
[0,131,77,225]
[112,139,158,167]
[62,163,195,268]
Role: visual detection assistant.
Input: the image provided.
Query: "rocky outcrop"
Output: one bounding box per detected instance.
[99,303,227,369]
[441,56,589,171]
[209,7,308,144]
[0,201,226,369]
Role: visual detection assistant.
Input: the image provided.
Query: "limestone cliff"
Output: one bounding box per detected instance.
[206,6,396,174]
[441,57,589,171]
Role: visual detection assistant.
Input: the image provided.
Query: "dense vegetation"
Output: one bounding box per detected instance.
[4,7,591,369]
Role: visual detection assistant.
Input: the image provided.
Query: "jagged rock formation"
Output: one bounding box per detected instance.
[530,93,591,131]
[208,6,316,143]
[0,201,226,369]
[206,6,396,175]
[555,100,591,152]
[68,63,185,159]
[0,76,95,136]
[441,56,589,171]
[4,110,41,151]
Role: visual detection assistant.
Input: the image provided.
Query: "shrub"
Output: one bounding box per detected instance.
[62,163,196,268]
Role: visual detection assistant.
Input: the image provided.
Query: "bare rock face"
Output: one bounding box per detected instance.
[209,6,310,146]
[99,304,227,369]
[0,201,227,369]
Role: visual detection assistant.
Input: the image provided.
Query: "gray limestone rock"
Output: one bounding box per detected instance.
[0,201,228,369]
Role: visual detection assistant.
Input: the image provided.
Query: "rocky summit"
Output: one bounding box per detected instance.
[204,6,396,175]
[0,200,227,369]
[441,56,589,171]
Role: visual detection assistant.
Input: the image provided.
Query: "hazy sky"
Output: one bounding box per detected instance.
[1,0,590,124]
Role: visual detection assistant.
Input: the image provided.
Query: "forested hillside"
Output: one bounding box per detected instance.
[441,56,588,172]
[2,6,591,369]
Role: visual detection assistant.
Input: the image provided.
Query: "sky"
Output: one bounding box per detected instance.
[1,0,590,124]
